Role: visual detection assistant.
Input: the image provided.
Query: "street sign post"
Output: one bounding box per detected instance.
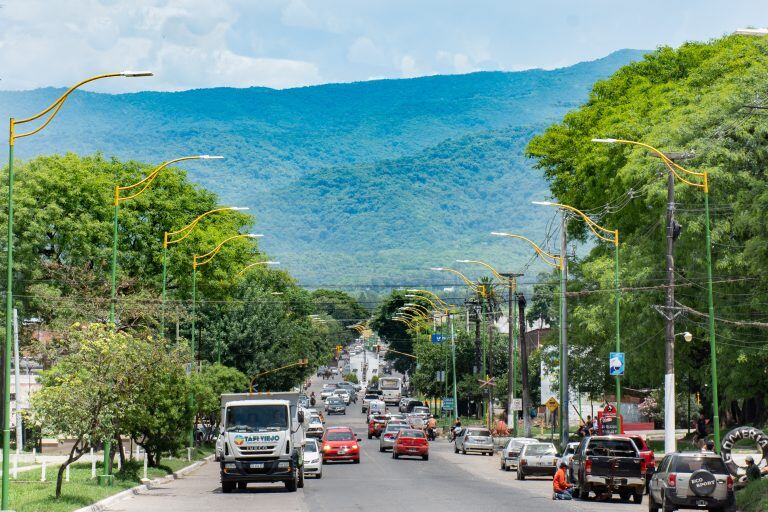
[510,398,523,411]
[442,397,455,411]
[609,352,625,376]
[545,396,559,413]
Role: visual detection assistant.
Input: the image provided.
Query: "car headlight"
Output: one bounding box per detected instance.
[224,463,236,469]
[278,462,290,468]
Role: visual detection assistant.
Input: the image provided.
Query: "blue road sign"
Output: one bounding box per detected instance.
[431,333,445,344]
[609,352,625,376]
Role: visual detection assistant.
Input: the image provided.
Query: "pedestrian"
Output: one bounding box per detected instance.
[310,392,316,407]
[494,416,508,436]
[746,456,761,482]
[585,415,595,436]
[552,461,574,500]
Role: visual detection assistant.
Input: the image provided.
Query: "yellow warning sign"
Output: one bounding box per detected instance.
[545,397,559,413]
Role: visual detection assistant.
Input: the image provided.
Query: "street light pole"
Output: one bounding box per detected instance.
[559,212,569,448]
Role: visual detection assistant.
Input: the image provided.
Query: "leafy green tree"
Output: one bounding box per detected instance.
[190,364,248,434]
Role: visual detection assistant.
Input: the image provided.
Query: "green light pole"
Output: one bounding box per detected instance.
[4,72,152,498]
[593,138,720,450]
[160,205,245,338]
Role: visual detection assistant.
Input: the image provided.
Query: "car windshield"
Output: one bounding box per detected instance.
[326,431,355,441]
[386,425,408,433]
[400,429,425,438]
[468,429,491,437]
[327,398,342,404]
[305,440,319,452]
[413,407,430,414]
[373,415,388,421]
[526,444,557,455]
[672,457,728,473]
[629,436,648,450]
[226,405,288,432]
[309,417,322,425]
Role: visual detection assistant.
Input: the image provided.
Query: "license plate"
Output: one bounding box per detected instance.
[250,463,264,469]
[338,449,347,454]
[409,448,419,452]
[697,501,707,507]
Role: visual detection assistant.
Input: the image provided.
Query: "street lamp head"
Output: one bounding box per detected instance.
[227,206,249,211]
[591,138,617,144]
[532,201,555,206]
[455,259,471,263]
[734,28,768,36]
[684,331,693,343]
[247,233,264,238]
[198,155,225,160]
[490,231,509,237]
[264,261,279,265]
[429,267,446,271]
[119,70,154,77]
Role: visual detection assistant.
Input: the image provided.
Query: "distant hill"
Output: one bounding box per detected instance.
[0,49,645,286]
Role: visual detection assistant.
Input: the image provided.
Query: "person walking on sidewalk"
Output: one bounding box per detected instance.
[552,462,574,500]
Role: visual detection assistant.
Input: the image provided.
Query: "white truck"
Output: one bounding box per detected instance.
[216,392,306,493]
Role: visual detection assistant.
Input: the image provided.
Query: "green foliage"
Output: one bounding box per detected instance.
[737,478,768,512]
[190,364,248,431]
[311,289,369,343]
[343,373,359,384]
[0,51,643,285]
[527,34,768,424]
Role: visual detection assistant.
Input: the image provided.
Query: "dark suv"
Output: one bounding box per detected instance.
[649,452,734,512]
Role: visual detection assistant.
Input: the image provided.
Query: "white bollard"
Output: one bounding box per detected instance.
[143,455,148,480]
[40,461,46,482]
[91,448,96,479]
[12,453,17,479]
[187,447,191,462]
[32,447,36,463]
[65,464,70,482]
[136,445,141,460]
[117,455,121,471]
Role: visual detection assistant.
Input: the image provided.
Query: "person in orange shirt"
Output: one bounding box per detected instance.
[552,461,574,500]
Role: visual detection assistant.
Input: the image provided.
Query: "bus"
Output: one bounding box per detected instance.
[378,377,402,405]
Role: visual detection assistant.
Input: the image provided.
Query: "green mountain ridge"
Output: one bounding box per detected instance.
[0,49,646,285]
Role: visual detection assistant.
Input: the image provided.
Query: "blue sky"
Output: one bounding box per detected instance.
[1,0,765,92]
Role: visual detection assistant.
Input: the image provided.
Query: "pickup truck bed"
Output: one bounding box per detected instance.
[572,436,646,503]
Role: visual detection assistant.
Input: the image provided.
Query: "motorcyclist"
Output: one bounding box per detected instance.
[451,419,462,441]
[426,416,437,441]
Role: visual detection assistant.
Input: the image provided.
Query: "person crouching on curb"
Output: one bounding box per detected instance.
[553,461,574,500]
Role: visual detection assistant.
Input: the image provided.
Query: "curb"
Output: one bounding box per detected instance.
[73,454,214,512]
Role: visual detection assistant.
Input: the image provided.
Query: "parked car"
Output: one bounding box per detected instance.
[571,435,646,503]
[306,416,325,438]
[392,429,429,460]
[325,397,346,415]
[454,427,494,456]
[303,438,323,478]
[321,427,361,463]
[500,437,538,471]
[379,424,409,452]
[517,442,559,480]
[368,414,389,439]
[558,441,580,481]
[648,452,734,512]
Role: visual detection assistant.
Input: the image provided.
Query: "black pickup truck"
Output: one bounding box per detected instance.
[570,435,647,503]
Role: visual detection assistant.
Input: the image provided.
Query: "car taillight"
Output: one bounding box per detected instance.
[640,459,647,475]
[520,459,527,466]
[667,473,676,488]
[585,459,592,475]
[726,475,733,491]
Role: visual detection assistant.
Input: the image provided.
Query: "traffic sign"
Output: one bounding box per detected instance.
[431,333,445,344]
[442,398,455,411]
[477,376,496,388]
[545,397,559,413]
[510,398,523,411]
[436,370,446,382]
[609,352,625,376]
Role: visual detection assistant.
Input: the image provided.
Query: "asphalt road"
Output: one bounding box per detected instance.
[105,350,645,512]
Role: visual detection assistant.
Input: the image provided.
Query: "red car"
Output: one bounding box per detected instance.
[392,429,429,461]
[368,414,388,439]
[628,434,656,478]
[321,427,360,463]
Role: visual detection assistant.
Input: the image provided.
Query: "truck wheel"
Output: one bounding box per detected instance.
[577,484,590,499]
[454,445,459,454]
[222,481,235,494]
[648,494,659,512]
[661,495,675,512]
[619,490,631,502]
[632,491,643,504]
[237,482,247,490]
[285,472,298,492]
[517,469,525,480]
[297,468,305,488]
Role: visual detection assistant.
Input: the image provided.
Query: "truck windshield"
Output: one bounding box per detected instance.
[226,405,288,432]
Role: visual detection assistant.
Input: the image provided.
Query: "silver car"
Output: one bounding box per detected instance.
[454,427,494,456]
[303,438,323,478]
[516,442,558,480]
[379,424,409,452]
[649,452,735,511]
[499,437,538,471]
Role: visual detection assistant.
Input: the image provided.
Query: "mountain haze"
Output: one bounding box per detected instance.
[0,49,645,286]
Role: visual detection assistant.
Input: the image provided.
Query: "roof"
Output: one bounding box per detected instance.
[225,399,290,407]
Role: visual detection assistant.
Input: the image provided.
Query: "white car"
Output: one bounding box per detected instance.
[516,442,559,480]
[306,416,325,438]
[332,389,351,405]
[303,438,323,479]
[499,437,538,471]
[320,384,336,400]
[558,442,580,481]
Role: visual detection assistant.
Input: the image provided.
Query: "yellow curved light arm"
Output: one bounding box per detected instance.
[430,267,482,293]
[407,289,451,310]
[456,259,505,281]
[535,202,619,247]
[385,347,418,360]
[403,303,432,317]
[490,232,562,269]
[249,359,308,392]
[11,71,152,143]
[194,233,261,268]
[406,294,446,314]
[235,260,279,277]
[393,317,416,330]
[117,155,222,204]
[165,207,248,247]
[593,138,708,193]
[399,305,430,317]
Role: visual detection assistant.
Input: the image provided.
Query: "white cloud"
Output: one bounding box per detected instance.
[399,55,420,78]
[347,37,388,67]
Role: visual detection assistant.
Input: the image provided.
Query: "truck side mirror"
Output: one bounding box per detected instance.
[297,410,305,423]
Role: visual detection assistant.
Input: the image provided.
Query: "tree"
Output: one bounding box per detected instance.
[32,323,152,497]
[190,364,249,435]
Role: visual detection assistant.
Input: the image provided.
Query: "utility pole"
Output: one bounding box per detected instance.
[560,212,569,448]
[487,300,495,428]
[500,273,523,436]
[518,294,532,437]
[652,150,690,454]
[12,309,21,454]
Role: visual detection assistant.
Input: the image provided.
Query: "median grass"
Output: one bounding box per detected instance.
[8,446,212,512]
[737,479,768,512]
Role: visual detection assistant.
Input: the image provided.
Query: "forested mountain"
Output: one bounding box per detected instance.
[0,49,644,285]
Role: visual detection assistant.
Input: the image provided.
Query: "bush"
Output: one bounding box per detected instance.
[343,373,359,384]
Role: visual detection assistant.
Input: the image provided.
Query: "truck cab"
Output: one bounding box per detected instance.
[217,393,306,493]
